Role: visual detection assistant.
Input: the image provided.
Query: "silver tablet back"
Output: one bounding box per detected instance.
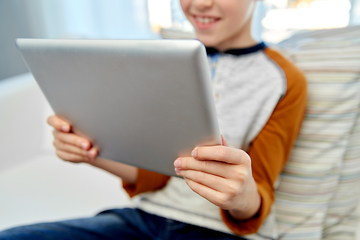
[16,39,221,176]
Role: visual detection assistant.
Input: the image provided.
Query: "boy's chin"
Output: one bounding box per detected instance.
[196,36,220,49]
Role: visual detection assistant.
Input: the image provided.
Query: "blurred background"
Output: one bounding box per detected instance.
[0,0,360,236]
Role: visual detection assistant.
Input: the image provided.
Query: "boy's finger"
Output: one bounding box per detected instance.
[174,157,229,178]
[179,169,229,192]
[53,130,91,150]
[47,115,71,132]
[53,139,93,158]
[55,149,89,163]
[191,146,250,165]
[184,178,227,209]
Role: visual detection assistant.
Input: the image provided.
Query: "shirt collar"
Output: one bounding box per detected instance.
[206,42,266,56]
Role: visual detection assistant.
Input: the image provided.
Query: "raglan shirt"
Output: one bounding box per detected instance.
[122,43,307,239]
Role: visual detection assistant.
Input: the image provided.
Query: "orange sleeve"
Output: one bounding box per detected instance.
[122,168,170,198]
[220,48,308,235]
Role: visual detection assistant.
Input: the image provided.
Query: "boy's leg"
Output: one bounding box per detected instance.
[0,208,153,240]
[0,208,248,240]
[162,219,248,240]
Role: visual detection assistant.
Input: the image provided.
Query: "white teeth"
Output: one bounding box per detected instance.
[196,16,217,24]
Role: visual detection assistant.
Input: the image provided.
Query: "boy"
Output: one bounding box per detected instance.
[0,0,307,239]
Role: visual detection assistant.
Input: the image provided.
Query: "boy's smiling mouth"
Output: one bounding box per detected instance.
[193,15,220,30]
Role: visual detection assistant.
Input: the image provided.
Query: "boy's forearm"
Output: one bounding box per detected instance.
[89,158,138,184]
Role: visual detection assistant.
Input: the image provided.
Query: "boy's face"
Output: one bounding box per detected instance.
[180,0,256,51]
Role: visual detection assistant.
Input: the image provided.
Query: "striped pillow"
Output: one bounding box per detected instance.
[275,26,360,240]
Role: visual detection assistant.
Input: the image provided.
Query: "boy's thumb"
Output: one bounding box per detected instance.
[221,135,228,146]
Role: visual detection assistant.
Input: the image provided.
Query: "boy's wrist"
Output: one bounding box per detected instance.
[228,183,261,221]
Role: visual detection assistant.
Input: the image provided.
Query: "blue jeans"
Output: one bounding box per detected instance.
[0,208,247,240]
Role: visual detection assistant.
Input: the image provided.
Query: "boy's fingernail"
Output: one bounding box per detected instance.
[81,142,89,150]
[88,149,97,158]
[192,148,198,158]
[174,158,182,168]
[175,168,180,175]
[61,125,70,132]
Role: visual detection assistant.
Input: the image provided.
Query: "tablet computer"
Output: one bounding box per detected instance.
[16,38,221,176]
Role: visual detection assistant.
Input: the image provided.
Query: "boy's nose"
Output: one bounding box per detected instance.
[193,0,214,10]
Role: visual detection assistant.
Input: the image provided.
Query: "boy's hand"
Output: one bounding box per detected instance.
[174,140,261,220]
[47,115,98,163]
